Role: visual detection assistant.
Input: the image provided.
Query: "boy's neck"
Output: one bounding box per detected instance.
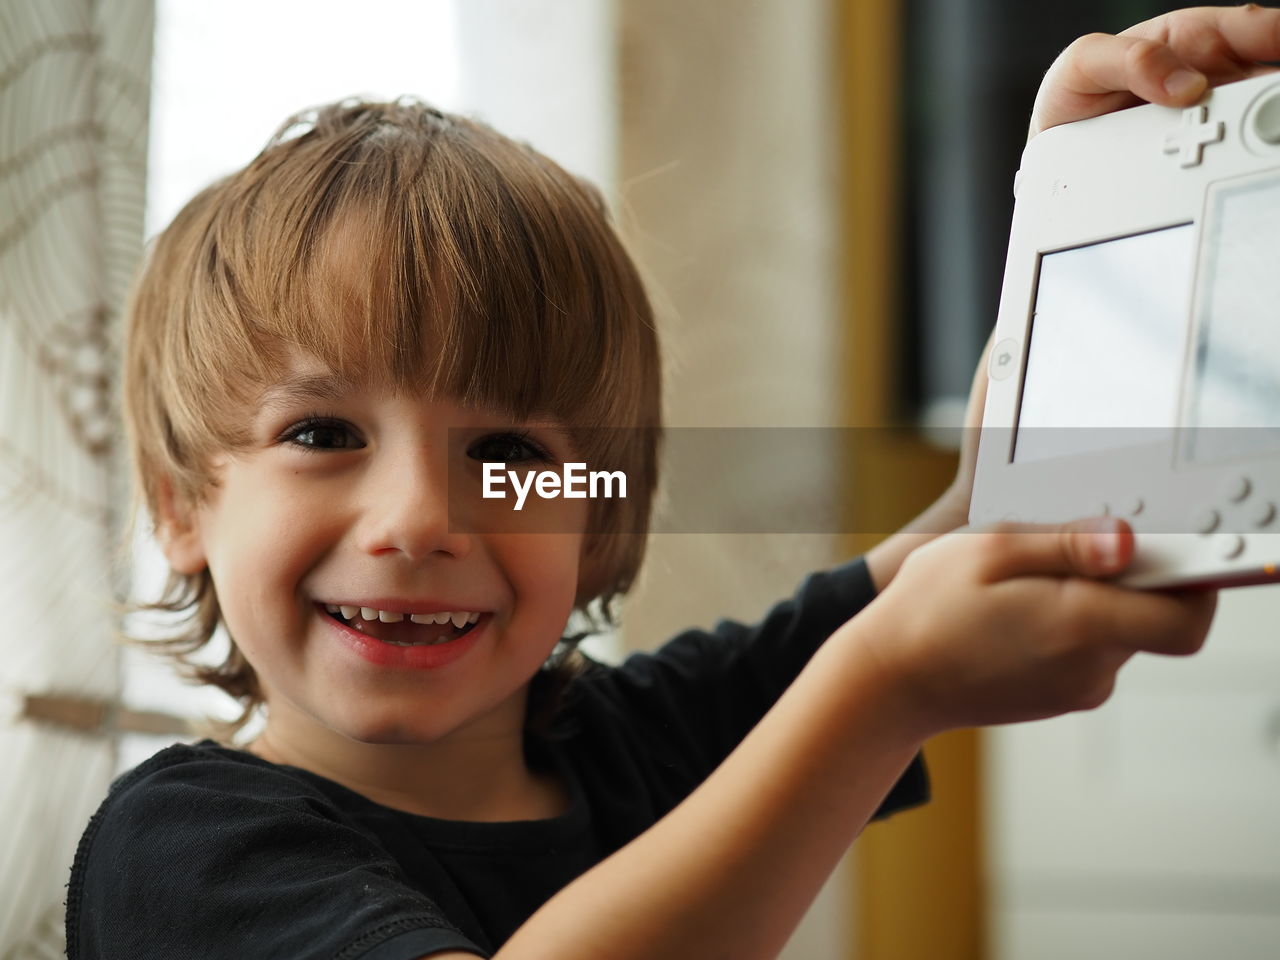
[246,709,568,822]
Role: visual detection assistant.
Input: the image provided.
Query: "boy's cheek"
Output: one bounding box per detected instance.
[491,533,584,597]
[455,478,590,529]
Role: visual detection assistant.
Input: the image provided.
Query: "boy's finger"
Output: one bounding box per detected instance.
[1122,5,1280,73]
[1056,32,1210,107]
[1073,578,1219,658]
[971,520,1217,657]
[1030,6,1280,138]
[1030,34,1201,138]
[973,516,1134,583]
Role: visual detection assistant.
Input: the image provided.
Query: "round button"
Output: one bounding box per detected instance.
[1218,533,1246,560]
[1194,508,1221,534]
[1254,91,1280,144]
[1253,501,1277,528]
[989,339,1020,382]
[1223,475,1252,503]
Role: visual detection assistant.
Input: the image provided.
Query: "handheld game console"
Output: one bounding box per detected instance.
[970,72,1280,589]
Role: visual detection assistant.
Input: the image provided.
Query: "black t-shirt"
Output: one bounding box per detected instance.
[66,557,928,959]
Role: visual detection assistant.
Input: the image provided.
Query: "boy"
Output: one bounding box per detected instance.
[68,6,1273,958]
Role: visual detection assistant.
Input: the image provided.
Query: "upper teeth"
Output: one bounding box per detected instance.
[325,605,480,628]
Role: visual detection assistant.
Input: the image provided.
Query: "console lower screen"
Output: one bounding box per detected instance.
[1185,171,1280,464]
[1013,224,1195,464]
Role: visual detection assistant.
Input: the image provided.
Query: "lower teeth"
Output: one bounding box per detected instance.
[335,613,461,646]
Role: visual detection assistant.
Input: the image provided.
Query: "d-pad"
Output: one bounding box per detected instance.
[1163,106,1224,168]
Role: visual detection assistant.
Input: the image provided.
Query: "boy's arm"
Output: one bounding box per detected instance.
[864,481,971,593]
[488,517,1212,960]
[496,587,929,960]
[420,628,920,960]
[866,329,991,593]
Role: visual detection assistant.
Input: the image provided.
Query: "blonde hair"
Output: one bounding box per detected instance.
[119,97,662,740]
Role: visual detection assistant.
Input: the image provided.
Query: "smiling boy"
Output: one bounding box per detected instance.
[130,116,661,818]
[66,7,1278,958]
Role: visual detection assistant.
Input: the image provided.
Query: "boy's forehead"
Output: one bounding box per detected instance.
[253,347,541,424]
[255,347,404,407]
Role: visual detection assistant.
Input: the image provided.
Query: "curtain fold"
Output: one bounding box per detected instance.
[0,1,153,956]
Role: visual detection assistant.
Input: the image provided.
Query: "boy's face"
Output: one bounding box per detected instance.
[160,347,589,750]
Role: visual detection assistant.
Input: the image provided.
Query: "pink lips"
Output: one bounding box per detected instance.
[317,603,486,670]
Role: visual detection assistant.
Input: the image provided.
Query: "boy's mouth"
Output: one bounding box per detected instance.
[320,604,482,647]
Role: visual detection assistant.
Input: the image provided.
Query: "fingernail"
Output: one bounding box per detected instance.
[1078,516,1121,567]
[1165,69,1206,100]
[1093,529,1121,568]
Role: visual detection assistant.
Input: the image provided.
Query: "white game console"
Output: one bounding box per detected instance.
[970,72,1280,590]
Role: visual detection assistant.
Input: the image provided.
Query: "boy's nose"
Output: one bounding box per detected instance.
[356,450,472,561]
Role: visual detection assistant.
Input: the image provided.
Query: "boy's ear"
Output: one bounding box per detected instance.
[153,475,207,575]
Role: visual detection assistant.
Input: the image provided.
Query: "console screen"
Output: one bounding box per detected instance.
[1185,172,1280,463]
[1013,224,1195,464]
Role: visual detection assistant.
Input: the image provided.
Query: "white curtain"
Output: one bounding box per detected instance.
[0,1,153,956]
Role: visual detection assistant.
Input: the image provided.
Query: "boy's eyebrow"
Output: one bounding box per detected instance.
[257,373,356,412]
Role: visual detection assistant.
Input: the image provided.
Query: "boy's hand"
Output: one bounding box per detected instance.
[861,516,1218,737]
[875,7,1280,584]
[1029,4,1280,140]
[946,328,994,515]
[943,5,1280,512]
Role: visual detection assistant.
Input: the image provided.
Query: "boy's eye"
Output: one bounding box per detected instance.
[280,418,362,451]
[467,432,554,464]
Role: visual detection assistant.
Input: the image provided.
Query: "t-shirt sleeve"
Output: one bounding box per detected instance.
[590,555,928,819]
[66,749,487,960]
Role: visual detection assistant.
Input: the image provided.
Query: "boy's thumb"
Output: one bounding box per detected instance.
[1064,515,1133,576]
[979,515,1134,581]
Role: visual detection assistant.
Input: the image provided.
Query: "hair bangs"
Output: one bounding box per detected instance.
[210,110,644,433]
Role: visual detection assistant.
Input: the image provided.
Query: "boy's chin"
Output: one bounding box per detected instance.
[339,718,468,746]
[332,704,515,747]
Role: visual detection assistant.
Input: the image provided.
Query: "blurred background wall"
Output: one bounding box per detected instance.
[615,2,852,957]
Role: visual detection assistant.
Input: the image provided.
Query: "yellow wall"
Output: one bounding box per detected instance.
[837,1,985,957]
